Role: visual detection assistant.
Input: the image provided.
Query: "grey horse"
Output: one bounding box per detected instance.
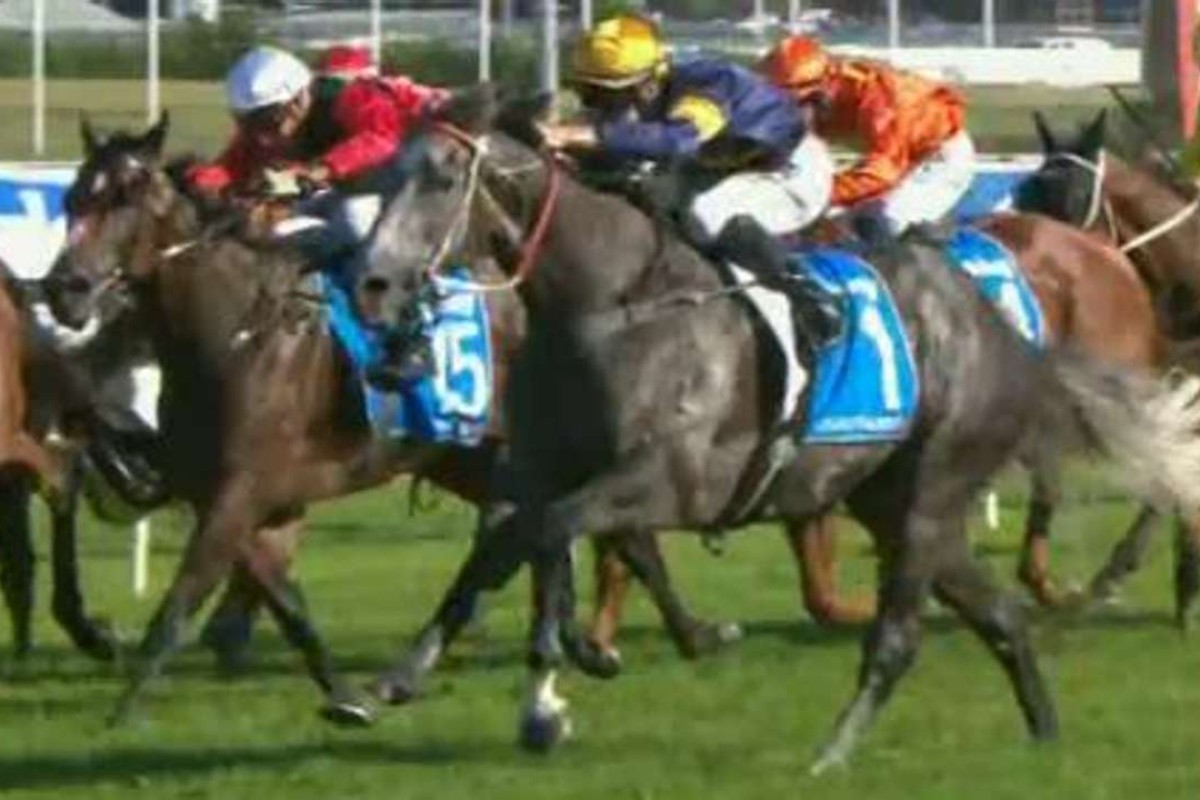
[360,91,1200,772]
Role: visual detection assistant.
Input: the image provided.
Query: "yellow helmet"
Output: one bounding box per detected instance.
[573,14,668,88]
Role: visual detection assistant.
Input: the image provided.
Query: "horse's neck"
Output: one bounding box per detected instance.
[1105,155,1200,292]
[152,238,290,364]
[523,178,719,320]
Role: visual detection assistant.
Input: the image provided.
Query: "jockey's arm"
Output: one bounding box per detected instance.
[187,134,260,195]
[595,94,727,162]
[830,112,911,208]
[320,84,406,182]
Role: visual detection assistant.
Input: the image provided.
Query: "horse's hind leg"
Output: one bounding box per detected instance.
[0,472,35,660]
[238,514,372,726]
[933,535,1058,741]
[47,454,118,661]
[1017,465,1067,607]
[590,531,741,664]
[1173,514,1200,631]
[199,514,304,673]
[786,515,875,625]
[810,511,935,775]
[588,535,631,659]
[1086,504,1162,606]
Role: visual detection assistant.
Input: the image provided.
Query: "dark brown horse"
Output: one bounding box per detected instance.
[41,118,744,724]
[0,262,151,663]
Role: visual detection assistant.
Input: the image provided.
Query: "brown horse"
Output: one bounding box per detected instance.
[1015,109,1200,619]
[0,262,149,662]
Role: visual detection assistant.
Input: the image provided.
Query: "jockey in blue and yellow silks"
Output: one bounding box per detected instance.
[541,14,840,345]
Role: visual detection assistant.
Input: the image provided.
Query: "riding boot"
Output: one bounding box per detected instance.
[364,300,435,392]
[714,215,843,349]
[851,208,897,251]
[83,406,168,510]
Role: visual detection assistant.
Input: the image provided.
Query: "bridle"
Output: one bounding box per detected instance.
[1045,149,1200,254]
[420,122,562,294]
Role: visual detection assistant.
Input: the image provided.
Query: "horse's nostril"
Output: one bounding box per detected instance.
[363,276,389,294]
[63,275,93,294]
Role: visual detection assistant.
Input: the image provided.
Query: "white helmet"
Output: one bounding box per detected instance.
[226,46,312,114]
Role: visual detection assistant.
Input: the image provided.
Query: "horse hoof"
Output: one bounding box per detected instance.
[575,639,622,680]
[75,617,121,663]
[319,700,375,728]
[519,710,572,754]
[679,621,743,660]
[371,674,419,706]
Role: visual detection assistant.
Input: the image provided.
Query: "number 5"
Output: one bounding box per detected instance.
[433,320,488,417]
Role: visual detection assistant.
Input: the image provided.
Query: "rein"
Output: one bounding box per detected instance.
[416,124,766,336]
[425,123,562,293]
[1047,150,1200,254]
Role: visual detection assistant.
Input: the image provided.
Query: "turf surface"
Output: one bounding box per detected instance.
[2,474,1199,799]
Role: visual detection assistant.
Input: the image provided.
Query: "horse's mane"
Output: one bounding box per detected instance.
[157,153,305,260]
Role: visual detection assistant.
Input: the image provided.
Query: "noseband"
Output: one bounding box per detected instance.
[1045,150,1200,254]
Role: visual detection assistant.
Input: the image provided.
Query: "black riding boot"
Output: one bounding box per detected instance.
[714,215,842,348]
[364,299,434,392]
[84,405,168,511]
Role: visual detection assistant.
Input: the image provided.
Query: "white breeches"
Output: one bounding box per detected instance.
[688,134,835,240]
[864,130,976,233]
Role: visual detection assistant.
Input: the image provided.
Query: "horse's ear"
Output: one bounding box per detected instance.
[438,83,502,134]
[1078,109,1107,156]
[1032,111,1057,153]
[143,112,171,157]
[80,115,102,157]
[145,170,176,219]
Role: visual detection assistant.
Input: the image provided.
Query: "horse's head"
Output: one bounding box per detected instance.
[1015,110,1108,228]
[45,113,180,330]
[362,85,555,327]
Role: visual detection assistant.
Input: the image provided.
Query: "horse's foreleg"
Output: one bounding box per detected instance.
[787,515,875,625]
[0,472,35,660]
[108,487,251,726]
[47,454,118,661]
[373,501,529,705]
[1173,514,1200,631]
[1086,504,1162,605]
[199,515,303,673]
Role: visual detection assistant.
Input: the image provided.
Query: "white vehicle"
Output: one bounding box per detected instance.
[735,12,782,36]
[1018,36,1114,52]
[786,8,841,35]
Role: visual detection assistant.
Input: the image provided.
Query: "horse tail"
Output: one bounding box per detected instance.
[1047,350,1200,510]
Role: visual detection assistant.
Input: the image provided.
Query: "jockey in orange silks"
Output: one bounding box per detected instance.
[762,35,976,242]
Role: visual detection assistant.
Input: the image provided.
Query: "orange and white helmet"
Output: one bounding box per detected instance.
[761,35,830,92]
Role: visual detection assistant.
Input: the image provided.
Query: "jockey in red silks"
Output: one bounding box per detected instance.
[189,45,446,263]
